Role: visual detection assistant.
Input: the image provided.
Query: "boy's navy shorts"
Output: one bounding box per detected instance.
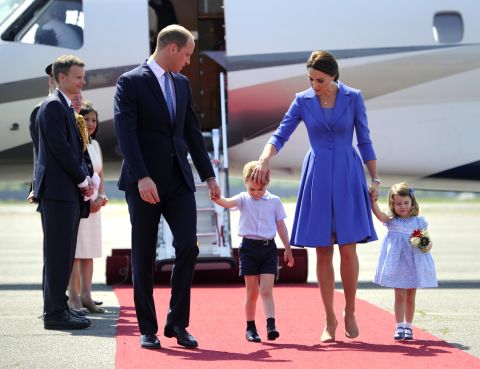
[239,238,278,276]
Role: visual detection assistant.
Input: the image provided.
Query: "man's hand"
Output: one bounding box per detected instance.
[207,178,221,200]
[138,177,160,204]
[80,177,94,198]
[27,190,39,204]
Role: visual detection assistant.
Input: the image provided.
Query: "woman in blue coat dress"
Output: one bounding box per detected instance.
[252,50,380,342]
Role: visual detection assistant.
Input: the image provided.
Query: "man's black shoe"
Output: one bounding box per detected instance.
[44,311,90,330]
[140,334,161,349]
[164,326,198,348]
[246,328,261,342]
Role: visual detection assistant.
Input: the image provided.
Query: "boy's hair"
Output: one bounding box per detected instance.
[388,182,419,217]
[242,161,269,184]
[52,54,85,83]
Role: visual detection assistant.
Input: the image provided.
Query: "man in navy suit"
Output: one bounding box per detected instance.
[27,63,56,204]
[114,25,221,349]
[34,55,93,330]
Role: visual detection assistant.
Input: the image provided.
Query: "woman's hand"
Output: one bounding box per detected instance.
[89,199,101,213]
[97,194,108,207]
[252,159,270,184]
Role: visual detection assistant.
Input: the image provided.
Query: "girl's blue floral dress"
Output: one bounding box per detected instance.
[374,216,438,288]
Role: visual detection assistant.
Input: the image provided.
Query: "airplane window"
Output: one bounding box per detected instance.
[17,0,83,49]
[433,12,463,44]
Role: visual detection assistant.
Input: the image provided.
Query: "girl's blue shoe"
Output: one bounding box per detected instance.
[394,327,405,340]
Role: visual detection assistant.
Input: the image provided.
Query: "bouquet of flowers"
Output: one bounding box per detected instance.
[410,228,431,253]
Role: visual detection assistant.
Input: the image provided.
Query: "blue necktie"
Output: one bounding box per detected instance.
[164,73,175,126]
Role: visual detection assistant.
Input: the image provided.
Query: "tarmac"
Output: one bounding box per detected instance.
[0,201,479,369]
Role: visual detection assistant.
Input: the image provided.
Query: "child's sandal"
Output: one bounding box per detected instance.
[394,327,405,340]
[404,327,413,340]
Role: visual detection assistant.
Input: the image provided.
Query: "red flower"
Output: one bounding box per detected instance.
[411,229,422,238]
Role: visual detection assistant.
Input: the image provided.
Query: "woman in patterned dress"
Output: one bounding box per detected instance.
[372,182,437,340]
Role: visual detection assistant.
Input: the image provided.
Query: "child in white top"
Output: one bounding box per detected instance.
[371,182,437,341]
[213,161,294,342]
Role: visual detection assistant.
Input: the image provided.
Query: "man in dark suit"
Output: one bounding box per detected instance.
[114,24,221,349]
[27,63,56,204]
[34,55,93,330]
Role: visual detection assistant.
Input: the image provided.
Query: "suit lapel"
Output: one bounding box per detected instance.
[142,63,172,130]
[304,88,329,129]
[56,90,81,140]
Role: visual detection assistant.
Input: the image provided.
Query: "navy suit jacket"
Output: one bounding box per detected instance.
[114,62,214,193]
[34,90,89,203]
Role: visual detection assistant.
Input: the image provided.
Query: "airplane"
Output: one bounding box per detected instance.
[1,0,479,194]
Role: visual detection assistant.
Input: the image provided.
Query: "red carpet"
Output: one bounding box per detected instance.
[114,284,480,369]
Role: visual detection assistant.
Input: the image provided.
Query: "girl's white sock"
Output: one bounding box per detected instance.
[404,322,412,329]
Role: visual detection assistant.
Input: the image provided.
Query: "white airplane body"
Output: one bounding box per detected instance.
[1,0,479,191]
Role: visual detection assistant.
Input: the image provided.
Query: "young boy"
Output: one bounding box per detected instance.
[212,161,294,342]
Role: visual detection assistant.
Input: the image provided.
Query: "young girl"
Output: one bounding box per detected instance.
[212,161,295,342]
[371,182,437,340]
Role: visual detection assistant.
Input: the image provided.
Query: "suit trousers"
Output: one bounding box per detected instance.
[40,199,80,318]
[126,160,199,335]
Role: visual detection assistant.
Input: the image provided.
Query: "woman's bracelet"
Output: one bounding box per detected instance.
[371,177,381,184]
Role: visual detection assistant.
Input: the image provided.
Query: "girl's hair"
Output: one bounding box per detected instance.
[306,50,339,81]
[242,161,270,184]
[388,182,419,217]
[79,101,99,139]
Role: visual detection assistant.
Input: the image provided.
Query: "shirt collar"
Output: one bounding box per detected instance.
[246,190,271,200]
[147,55,167,79]
[57,88,72,107]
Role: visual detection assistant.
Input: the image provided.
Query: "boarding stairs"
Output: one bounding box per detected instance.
[155,128,235,272]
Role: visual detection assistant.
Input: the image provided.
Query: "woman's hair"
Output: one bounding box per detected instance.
[242,161,269,185]
[306,50,339,81]
[388,182,419,217]
[79,101,99,139]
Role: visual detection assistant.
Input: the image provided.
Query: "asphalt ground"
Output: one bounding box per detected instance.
[0,201,479,368]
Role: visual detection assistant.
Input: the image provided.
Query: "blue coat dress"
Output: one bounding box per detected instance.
[268,81,378,247]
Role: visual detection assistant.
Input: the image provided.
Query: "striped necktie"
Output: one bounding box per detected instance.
[164,73,175,126]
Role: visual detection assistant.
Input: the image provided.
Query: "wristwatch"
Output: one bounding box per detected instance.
[98,194,108,201]
[371,177,381,184]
